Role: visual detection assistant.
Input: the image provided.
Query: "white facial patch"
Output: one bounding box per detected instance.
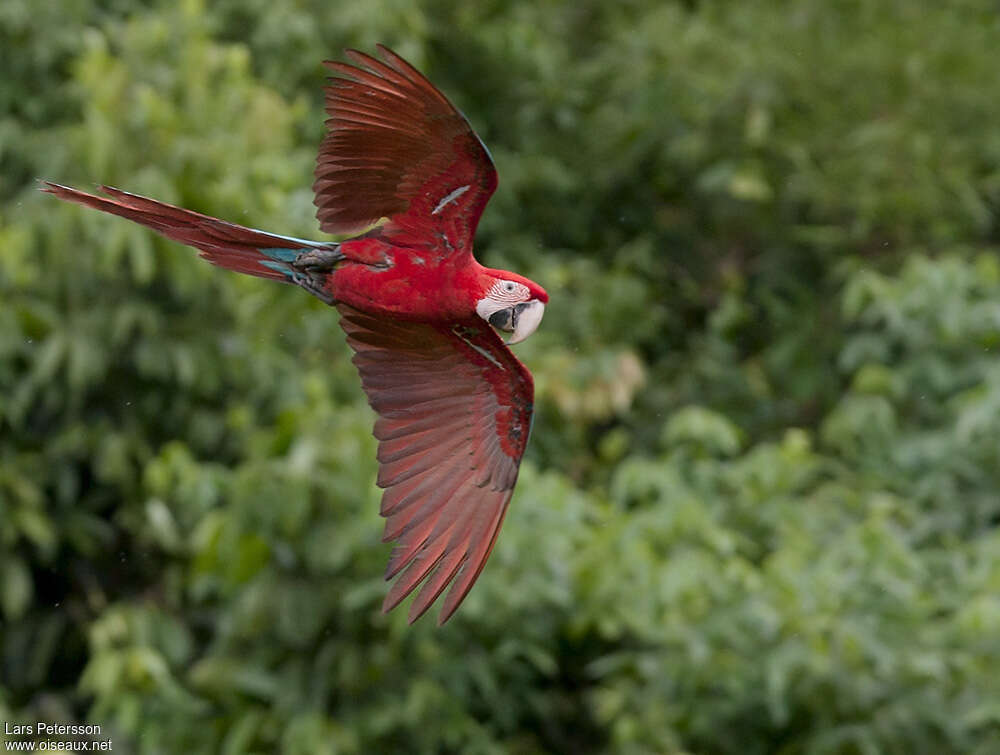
[490,279,529,303]
[476,280,530,320]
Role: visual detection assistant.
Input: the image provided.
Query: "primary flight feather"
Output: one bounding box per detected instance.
[43,45,548,625]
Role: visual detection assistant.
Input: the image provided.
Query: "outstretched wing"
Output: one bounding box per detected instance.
[315,45,497,256]
[338,305,533,624]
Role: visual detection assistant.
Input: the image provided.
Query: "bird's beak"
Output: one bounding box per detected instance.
[506,300,545,345]
[486,300,545,344]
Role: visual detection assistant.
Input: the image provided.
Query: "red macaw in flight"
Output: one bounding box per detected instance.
[43,45,548,624]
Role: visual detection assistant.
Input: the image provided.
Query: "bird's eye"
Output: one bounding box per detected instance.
[504,282,516,292]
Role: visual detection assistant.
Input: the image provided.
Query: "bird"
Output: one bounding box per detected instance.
[42,45,548,625]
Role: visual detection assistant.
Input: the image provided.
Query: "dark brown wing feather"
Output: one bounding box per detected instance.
[314,45,497,256]
[338,305,533,624]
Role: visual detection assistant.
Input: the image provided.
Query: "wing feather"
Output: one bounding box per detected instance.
[374,407,470,441]
[378,464,456,516]
[382,466,468,541]
[339,305,533,624]
[314,45,497,256]
[409,546,468,622]
[439,503,510,618]
[376,444,468,488]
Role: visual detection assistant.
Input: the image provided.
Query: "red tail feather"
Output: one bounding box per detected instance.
[41,182,326,281]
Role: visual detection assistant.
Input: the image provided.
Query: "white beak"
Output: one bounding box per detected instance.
[507,300,545,345]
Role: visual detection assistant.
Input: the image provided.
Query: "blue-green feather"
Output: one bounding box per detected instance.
[258,260,294,278]
[260,248,302,262]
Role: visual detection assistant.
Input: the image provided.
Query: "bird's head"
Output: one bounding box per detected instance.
[475,271,548,345]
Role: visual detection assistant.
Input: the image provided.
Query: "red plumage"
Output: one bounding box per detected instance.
[314,46,497,253]
[339,306,532,623]
[39,183,331,282]
[44,45,548,624]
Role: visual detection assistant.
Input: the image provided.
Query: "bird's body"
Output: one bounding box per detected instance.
[44,45,547,624]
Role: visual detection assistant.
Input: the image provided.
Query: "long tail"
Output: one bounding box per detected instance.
[41,182,335,282]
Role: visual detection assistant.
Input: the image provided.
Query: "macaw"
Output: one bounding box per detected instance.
[43,45,548,624]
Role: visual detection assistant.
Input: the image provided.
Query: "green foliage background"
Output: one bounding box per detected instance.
[3,0,1000,752]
